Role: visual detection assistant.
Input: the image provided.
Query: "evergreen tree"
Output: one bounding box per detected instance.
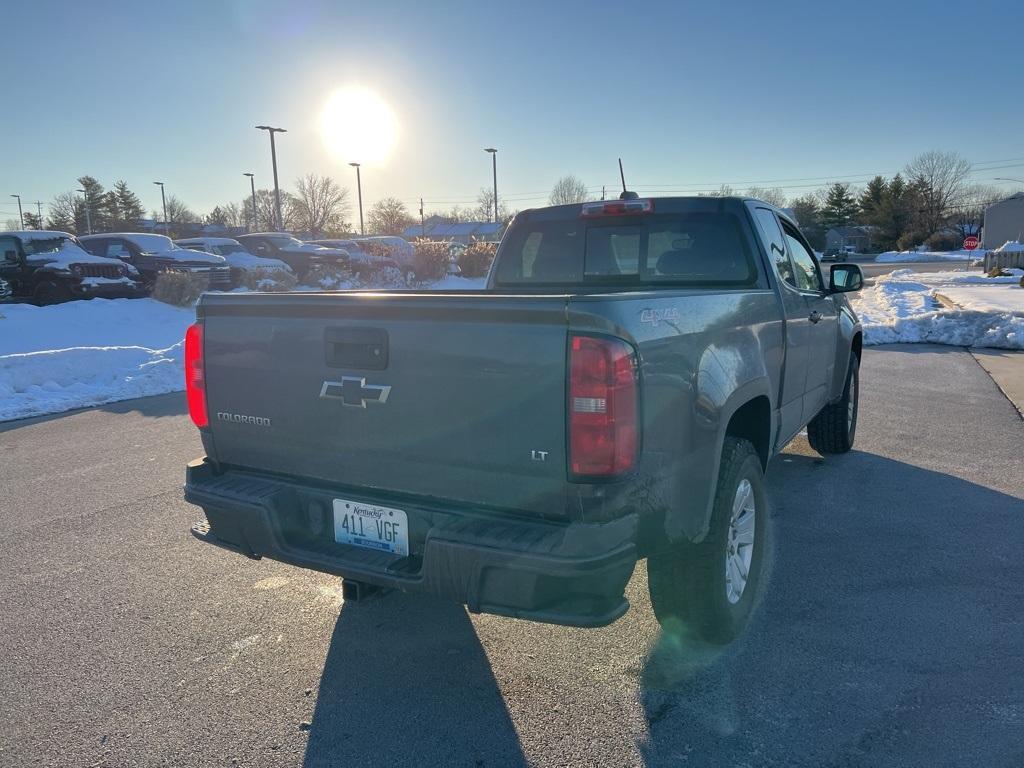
[111,180,145,229]
[858,176,887,222]
[76,175,112,233]
[819,183,859,230]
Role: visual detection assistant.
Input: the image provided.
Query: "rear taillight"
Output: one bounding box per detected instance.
[184,323,208,428]
[569,335,638,477]
[581,199,654,217]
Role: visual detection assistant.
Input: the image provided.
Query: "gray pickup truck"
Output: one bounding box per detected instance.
[184,195,864,643]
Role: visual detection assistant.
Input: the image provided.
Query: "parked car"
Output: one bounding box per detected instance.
[183,195,864,643]
[308,239,399,275]
[0,230,146,305]
[236,233,349,280]
[174,237,293,286]
[349,235,415,268]
[79,233,231,291]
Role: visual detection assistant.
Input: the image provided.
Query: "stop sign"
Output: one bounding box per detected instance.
[964,235,979,250]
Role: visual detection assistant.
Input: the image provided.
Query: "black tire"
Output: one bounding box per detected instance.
[33,281,72,306]
[807,352,859,455]
[647,437,767,644]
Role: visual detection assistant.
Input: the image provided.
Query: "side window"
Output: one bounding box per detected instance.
[781,223,824,292]
[106,241,130,259]
[753,208,797,288]
[0,237,19,263]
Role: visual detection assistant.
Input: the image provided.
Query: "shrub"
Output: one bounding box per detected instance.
[305,263,356,290]
[410,240,451,283]
[458,241,497,277]
[152,271,209,306]
[924,231,960,252]
[240,268,297,292]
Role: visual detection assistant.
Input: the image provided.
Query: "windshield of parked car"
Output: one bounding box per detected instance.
[265,235,306,248]
[494,211,756,286]
[212,243,249,256]
[21,236,72,256]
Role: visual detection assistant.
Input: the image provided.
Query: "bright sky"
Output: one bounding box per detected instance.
[5,0,1024,224]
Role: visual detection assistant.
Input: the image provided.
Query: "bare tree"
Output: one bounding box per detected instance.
[473,188,509,222]
[746,186,787,207]
[367,197,414,235]
[206,203,242,228]
[156,195,197,226]
[288,174,350,235]
[698,184,736,198]
[904,150,971,235]
[951,184,1003,242]
[242,189,294,231]
[549,175,590,206]
[46,192,78,233]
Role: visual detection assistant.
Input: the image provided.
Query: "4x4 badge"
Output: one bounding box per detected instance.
[320,377,392,408]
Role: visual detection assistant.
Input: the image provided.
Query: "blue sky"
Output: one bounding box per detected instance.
[5,0,1024,224]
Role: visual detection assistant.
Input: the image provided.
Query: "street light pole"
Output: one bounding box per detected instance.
[349,162,364,235]
[153,181,168,236]
[10,194,23,229]
[484,148,498,223]
[243,172,257,231]
[256,125,287,230]
[77,188,92,235]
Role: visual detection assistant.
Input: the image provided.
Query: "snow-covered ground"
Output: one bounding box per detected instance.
[851,269,1024,349]
[0,277,487,423]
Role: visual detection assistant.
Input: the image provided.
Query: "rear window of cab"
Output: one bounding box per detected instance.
[494,211,757,287]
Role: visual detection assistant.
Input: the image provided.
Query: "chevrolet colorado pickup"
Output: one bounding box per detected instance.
[184,196,864,643]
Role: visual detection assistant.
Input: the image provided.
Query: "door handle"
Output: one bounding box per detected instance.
[808,310,823,324]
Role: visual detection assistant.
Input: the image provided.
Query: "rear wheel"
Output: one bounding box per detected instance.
[807,351,859,455]
[647,437,767,644]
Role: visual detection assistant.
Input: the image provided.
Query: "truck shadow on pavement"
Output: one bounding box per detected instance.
[304,593,527,768]
[0,391,186,433]
[636,448,1024,767]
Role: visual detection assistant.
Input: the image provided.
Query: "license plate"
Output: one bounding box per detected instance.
[332,498,409,556]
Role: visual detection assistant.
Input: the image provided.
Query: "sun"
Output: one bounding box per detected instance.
[320,86,397,166]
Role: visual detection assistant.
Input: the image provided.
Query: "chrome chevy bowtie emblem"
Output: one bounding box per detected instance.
[320,377,392,408]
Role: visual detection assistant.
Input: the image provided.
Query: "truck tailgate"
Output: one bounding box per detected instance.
[199,292,572,516]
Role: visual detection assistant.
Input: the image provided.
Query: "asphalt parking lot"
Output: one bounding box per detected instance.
[1,344,1022,767]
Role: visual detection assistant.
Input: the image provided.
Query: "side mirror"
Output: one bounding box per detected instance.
[829,263,863,292]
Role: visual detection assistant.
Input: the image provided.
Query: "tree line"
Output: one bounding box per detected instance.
[15,150,1015,248]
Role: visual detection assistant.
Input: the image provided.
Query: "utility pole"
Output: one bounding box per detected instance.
[420,197,425,237]
[34,201,44,227]
[349,162,364,235]
[484,148,498,223]
[243,172,257,231]
[77,188,92,234]
[153,181,168,236]
[9,194,23,228]
[256,125,287,230]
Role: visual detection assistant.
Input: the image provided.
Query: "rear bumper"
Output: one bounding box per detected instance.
[184,458,638,627]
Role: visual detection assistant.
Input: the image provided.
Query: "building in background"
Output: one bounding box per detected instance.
[982,193,1024,249]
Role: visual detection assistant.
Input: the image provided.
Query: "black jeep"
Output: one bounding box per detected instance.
[0,231,146,305]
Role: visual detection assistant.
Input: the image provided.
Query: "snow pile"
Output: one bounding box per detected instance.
[220,252,290,272]
[875,249,977,263]
[0,298,194,422]
[0,276,487,422]
[851,269,1024,349]
[994,240,1024,253]
[0,344,183,421]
